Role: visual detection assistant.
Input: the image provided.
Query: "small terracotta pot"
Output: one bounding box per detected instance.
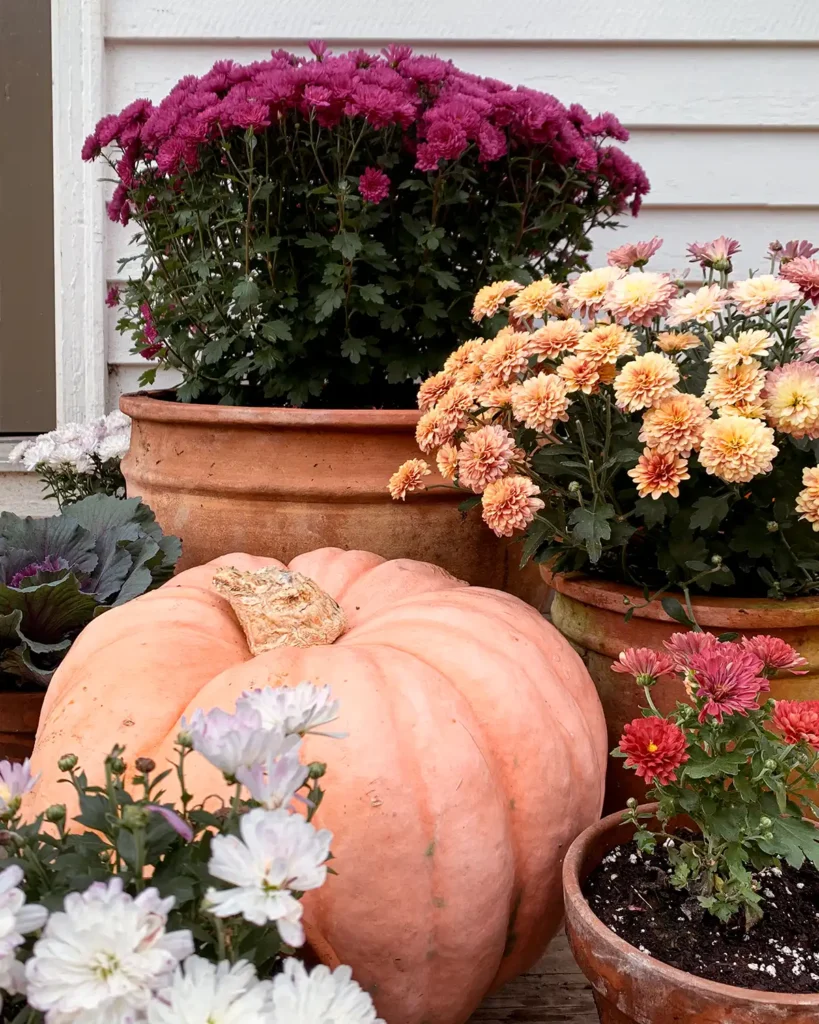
[564,803,819,1023]
[121,392,545,605]
[0,691,44,761]
[542,568,819,813]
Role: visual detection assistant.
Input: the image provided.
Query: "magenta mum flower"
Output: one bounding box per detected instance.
[689,648,768,723]
[358,167,390,204]
[611,647,676,687]
[663,631,719,671]
[741,635,809,676]
[105,285,120,309]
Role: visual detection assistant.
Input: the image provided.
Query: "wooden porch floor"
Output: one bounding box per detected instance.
[471,931,597,1023]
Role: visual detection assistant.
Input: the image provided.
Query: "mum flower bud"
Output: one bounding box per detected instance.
[107,756,127,775]
[121,805,150,831]
[57,754,78,772]
[307,761,327,780]
[176,729,194,749]
[759,816,772,828]
[764,758,777,770]
[45,804,66,824]
[766,521,779,533]
[135,757,156,774]
[568,481,582,494]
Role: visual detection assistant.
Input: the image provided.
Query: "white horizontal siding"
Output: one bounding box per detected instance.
[52,1,819,415]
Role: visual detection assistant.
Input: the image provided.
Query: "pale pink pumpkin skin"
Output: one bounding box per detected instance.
[28,548,607,1024]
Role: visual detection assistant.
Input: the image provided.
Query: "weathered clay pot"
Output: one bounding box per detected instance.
[120,392,545,605]
[542,568,819,813]
[0,691,44,762]
[564,803,819,1024]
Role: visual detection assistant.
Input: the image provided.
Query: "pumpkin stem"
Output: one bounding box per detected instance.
[211,566,347,655]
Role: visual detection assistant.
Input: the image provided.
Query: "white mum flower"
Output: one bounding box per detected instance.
[7,439,34,465]
[25,878,193,1023]
[0,865,48,1003]
[0,758,39,814]
[269,958,384,1024]
[237,682,341,737]
[235,740,308,811]
[103,410,131,433]
[96,429,130,462]
[184,705,287,778]
[147,956,272,1024]
[206,807,331,945]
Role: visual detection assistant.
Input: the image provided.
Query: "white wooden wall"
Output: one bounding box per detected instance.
[52,0,819,420]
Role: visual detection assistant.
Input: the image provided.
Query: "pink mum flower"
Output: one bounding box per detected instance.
[663,631,719,671]
[770,239,819,264]
[741,635,808,676]
[611,648,676,687]
[605,272,677,327]
[780,256,819,303]
[686,236,741,271]
[689,648,768,723]
[105,285,120,309]
[358,167,391,204]
[606,236,663,270]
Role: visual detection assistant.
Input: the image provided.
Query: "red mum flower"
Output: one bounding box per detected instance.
[689,648,767,723]
[611,647,676,687]
[619,717,689,786]
[771,700,819,748]
[741,635,808,677]
[358,167,391,204]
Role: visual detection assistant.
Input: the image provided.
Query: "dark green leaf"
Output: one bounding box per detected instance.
[232,277,260,310]
[661,596,695,628]
[568,504,614,564]
[690,495,731,532]
[261,320,292,342]
[331,231,362,261]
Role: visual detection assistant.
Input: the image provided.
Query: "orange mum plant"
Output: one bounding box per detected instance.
[390,237,819,604]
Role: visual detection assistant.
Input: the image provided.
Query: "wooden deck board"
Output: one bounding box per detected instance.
[470,932,597,1023]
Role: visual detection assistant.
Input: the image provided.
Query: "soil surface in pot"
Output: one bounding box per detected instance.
[583,838,819,994]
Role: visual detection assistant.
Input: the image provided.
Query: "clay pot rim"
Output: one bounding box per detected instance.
[563,802,819,1009]
[120,391,422,432]
[541,566,819,628]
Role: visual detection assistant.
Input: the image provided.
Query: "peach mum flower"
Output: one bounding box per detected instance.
[454,361,485,388]
[779,256,819,303]
[508,278,566,322]
[457,424,516,493]
[796,466,819,530]
[606,237,663,270]
[444,338,485,373]
[665,284,728,327]
[567,266,625,317]
[719,401,767,419]
[471,280,523,322]
[526,320,584,360]
[389,459,431,500]
[628,447,690,499]
[698,414,778,483]
[510,373,571,433]
[708,330,773,371]
[477,384,513,409]
[639,392,711,454]
[557,354,602,395]
[605,272,677,327]
[480,328,530,383]
[436,443,459,482]
[771,699,819,748]
[655,331,702,354]
[575,323,639,366]
[730,275,801,314]
[703,361,766,411]
[795,309,819,360]
[481,475,545,537]
[613,352,680,412]
[417,370,455,412]
[764,362,819,439]
[415,407,454,453]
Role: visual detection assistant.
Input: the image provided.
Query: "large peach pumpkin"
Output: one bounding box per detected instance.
[28,548,607,1024]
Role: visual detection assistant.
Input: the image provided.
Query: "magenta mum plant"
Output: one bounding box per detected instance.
[84,42,648,407]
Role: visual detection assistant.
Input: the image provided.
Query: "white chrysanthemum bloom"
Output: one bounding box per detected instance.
[235,740,308,811]
[183,704,287,777]
[25,879,193,1023]
[269,958,384,1024]
[7,439,34,465]
[0,865,48,1005]
[237,682,342,738]
[103,410,131,433]
[147,956,272,1024]
[0,758,39,814]
[206,808,331,945]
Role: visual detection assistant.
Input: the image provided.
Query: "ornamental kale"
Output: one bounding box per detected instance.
[84,43,648,408]
[0,496,181,688]
[614,632,819,927]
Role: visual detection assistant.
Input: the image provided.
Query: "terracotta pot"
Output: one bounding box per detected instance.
[0,691,44,761]
[120,392,545,605]
[541,568,819,814]
[564,803,819,1023]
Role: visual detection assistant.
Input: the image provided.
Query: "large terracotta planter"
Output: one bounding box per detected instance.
[564,804,819,1023]
[542,568,819,813]
[121,392,544,605]
[0,691,43,762]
